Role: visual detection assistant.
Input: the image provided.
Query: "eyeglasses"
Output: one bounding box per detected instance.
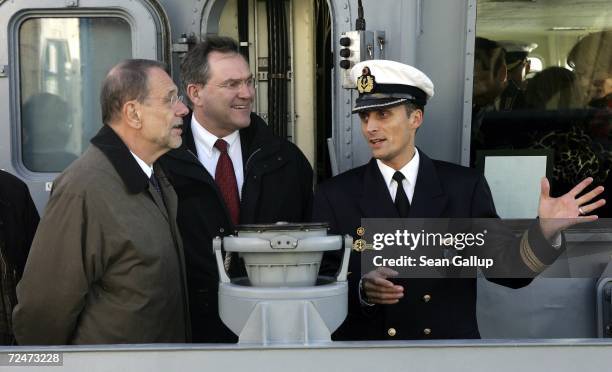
[146,94,184,107]
[215,77,255,91]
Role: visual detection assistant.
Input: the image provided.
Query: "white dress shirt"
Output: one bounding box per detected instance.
[359,149,420,306]
[191,116,245,198]
[376,149,420,204]
[130,151,153,178]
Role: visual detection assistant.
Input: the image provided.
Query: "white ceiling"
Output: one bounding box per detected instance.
[477,0,612,34]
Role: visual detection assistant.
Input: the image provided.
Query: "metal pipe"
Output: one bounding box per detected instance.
[237,0,249,61]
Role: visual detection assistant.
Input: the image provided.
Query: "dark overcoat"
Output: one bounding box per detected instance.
[0,170,39,344]
[0,171,39,279]
[159,113,313,343]
[13,126,190,345]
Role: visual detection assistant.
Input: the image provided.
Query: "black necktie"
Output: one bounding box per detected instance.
[150,173,162,195]
[393,171,410,217]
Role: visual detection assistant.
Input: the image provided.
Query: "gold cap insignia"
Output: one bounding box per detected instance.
[357,66,375,94]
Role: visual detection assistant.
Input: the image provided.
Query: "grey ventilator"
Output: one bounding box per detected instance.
[213,222,352,345]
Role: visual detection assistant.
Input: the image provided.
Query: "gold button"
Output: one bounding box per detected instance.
[423,294,431,303]
[423,328,432,336]
[387,328,397,337]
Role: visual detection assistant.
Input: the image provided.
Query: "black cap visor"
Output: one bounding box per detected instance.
[352,97,409,113]
[353,83,428,113]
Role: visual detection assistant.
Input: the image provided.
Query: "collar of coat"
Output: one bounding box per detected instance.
[165,112,283,167]
[90,125,150,194]
[359,150,448,218]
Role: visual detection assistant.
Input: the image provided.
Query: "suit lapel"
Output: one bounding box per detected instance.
[358,159,399,218]
[357,152,448,218]
[157,166,184,249]
[156,166,175,222]
[164,115,236,227]
[410,151,448,217]
[155,165,190,331]
[164,117,221,193]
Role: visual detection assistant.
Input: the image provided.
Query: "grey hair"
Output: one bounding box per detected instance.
[100,59,167,125]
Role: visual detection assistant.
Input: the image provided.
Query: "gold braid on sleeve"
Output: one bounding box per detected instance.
[519,230,546,273]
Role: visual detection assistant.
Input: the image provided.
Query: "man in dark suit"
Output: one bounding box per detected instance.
[313,59,605,340]
[160,36,313,343]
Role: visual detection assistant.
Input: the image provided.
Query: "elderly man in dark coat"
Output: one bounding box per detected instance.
[13,59,191,344]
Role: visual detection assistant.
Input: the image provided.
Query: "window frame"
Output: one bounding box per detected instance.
[15,14,134,173]
[5,4,167,178]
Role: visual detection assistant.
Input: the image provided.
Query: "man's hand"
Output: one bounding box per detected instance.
[362,267,404,305]
[538,177,605,239]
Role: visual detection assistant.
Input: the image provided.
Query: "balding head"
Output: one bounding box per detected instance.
[100,59,168,125]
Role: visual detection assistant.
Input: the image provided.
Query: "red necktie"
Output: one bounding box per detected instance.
[214,139,240,225]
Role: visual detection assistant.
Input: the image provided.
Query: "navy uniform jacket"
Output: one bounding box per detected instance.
[313,151,560,340]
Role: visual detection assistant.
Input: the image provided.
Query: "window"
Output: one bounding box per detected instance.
[19,17,132,172]
[472,0,611,218]
[472,0,612,340]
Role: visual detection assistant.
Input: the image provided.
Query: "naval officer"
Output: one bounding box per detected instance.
[313,59,605,340]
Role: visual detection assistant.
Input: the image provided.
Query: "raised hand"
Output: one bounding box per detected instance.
[538,177,605,239]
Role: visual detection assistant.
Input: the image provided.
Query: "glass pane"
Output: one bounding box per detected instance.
[472,1,611,218]
[19,17,132,172]
[471,0,612,341]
